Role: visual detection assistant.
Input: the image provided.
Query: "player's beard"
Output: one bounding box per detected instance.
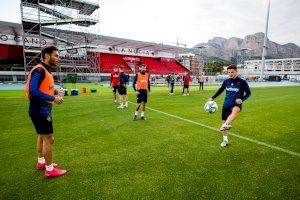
[49,56,59,67]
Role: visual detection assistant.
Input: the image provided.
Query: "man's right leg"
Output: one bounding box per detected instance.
[113,91,117,103]
[140,102,146,120]
[124,94,128,107]
[170,84,174,94]
[117,93,124,108]
[221,120,229,147]
[133,103,141,120]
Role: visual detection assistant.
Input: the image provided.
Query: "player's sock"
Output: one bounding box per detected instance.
[141,111,145,117]
[135,111,138,116]
[38,157,45,164]
[125,102,128,107]
[223,135,228,142]
[45,164,54,171]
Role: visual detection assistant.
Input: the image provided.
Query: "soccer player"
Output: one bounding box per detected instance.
[183,72,191,96]
[208,64,251,147]
[110,66,119,103]
[166,74,170,88]
[117,66,128,109]
[132,64,151,120]
[25,46,67,178]
[198,75,204,91]
[169,73,175,95]
[125,73,130,107]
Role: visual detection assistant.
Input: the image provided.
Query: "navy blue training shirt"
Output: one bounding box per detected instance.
[119,72,128,86]
[211,77,251,107]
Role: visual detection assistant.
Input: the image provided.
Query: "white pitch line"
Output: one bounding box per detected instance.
[129,102,300,158]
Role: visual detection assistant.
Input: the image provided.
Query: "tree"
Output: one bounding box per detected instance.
[205,61,231,74]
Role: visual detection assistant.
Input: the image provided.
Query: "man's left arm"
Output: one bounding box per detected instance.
[148,76,151,93]
[242,81,251,101]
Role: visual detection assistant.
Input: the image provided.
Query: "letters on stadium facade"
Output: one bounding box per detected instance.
[0,33,175,58]
[113,47,154,57]
[0,34,49,47]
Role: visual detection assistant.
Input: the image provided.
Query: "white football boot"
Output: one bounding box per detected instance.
[221,140,229,147]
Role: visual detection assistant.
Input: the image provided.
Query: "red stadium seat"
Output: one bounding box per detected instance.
[161,58,189,74]
[99,53,132,73]
[97,53,189,75]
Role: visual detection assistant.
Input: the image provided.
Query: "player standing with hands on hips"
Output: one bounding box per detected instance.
[25,46,67,178]
[132,64,151,120]
[208,64,251,147]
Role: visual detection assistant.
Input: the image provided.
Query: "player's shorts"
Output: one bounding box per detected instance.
[183,85,189,88]
[222,103,242,120]
[30,115,53,134]
[137,89,148,103]
[112,86,118,93]
[118,85,127,95]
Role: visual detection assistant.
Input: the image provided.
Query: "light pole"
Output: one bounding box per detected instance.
[195,46,206,76]
[260,0,271,81]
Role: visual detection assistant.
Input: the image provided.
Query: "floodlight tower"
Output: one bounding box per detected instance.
[260,0,271,81]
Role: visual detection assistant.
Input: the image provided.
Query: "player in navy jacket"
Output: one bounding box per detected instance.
[208,64,251,147]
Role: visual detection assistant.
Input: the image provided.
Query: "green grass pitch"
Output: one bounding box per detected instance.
[0,85,299,199]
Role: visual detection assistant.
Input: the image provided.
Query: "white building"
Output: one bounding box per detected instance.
[238,58,300,78]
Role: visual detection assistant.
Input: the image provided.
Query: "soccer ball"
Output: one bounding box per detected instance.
[204,101,218,113]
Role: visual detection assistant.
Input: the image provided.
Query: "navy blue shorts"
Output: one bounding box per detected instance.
[118,86,127,95]
[183,85,189,88]
[137,90,148,103]
[30,115,53,134]
[222,104,242,121]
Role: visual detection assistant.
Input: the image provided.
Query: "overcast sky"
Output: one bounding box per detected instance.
[0,0,299,47]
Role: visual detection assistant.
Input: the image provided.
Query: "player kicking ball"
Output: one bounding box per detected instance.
[132,64,151,120]
[208,64,251,147]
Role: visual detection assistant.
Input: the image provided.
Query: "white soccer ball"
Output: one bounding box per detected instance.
[204,100,218,114]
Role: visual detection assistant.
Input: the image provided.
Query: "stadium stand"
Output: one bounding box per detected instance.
[97,53,190,74]
[139,57,170,74]
[161,58,189,73]
[99,53,132,73]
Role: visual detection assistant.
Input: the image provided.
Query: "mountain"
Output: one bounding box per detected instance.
[194,32,300,62]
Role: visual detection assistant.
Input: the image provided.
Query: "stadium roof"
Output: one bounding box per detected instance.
[93,35,191,54]
[0,21,192,54]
